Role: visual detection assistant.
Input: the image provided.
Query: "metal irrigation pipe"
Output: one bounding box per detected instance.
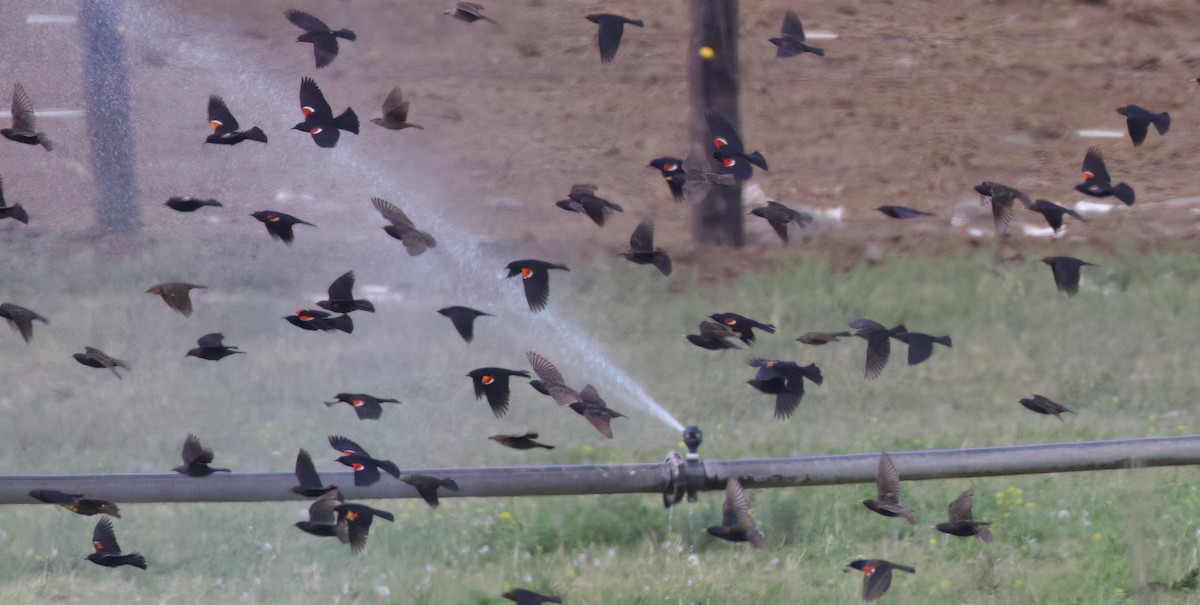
[2,434,1198,505]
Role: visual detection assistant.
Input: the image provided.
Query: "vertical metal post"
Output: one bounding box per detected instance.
[80,0,140,236]
[688,0,742,247]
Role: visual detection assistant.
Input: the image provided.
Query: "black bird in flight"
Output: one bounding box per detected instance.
[861,452,916,524]
[73,347,131,379]
[706,113,767,181]
[86,517,146,570]
[325,393,402,421]
[506,260,569,312]
[705,477,765,547]
[466,367,531,418]
[746,358,823,420]
[749,201,813,244]
[318,271,375,314]
[292,449,337,497]
[709,312,775,345]
[0,302,47,343]
[205,96,266,145]
[555,184,623,227]
[568,385,627,439]
[173,434,231,476]
[1042,256,1096,297]
[329,435,400,487]
[2,84,51,150]
[29,489,120,518]
[890,327,951,366]
[1116,104,1169,147]
[0,176,29,224]
[251,210,315,244]
[165,197,221,212]
[294,77,359,148]
[286,309,354,333]
[186,333,243,361]
[875,205,933,219]
[934,489,992,543]
[687,320,742,351]
[1076,147,1134,206]
[1028,199,1085,233]
[1019,394,1074,420]
[503,588,562,604]
[585,13,643,63]
[648,157,685,201]
[489,432,555,450]
[844,559,915,602]
[849,319,903,380]
[402,475,460,509]
[438,306,492,343]
[294,489,342,538]
[769,11,824,58]
[619,219,672,276]
[334,502,394,554]
[286,9,356,69]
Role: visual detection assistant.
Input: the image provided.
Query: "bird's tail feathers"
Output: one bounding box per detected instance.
[335,108,360,134]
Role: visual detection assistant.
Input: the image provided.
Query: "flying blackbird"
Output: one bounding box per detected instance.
[861,452,916,524]
[749,201,813,244]
[620,219,672,276]
[402,475,460,508]
[371,86,423,131]
[438,306,492,342]
[324,393,401,420]
[706,113,768,181]
[849,319,903,380]
[569,385,627,439]
[205,96,266,145]
[1116,104,1169,146]
[586,13,643,63]
[173,434,231,476]
[489,432,555,450]
[890,328,952,366]
[680,140,737,203]
[525,351,581,406]
[648,157,685,201]
[318,271,375,314]
[506,260,569,312]
[165,197,221,212]
[73,347,130,379]
[146,282,205,317]
[0,303,47,343]
[86,517,146,570]
[687,320,742,351]
[797,331,851,345]
[876,205,933,219]
[286,9,355,69]
[503,589,562,605]
[330,436,400,487]
[1019,394,1074,420]
[1042,256,1096,297]
[1029,199,1085,233]
[292,449,337,497]
[705,477,765,547]
[746,358,823,420]
[251,210,314,244]
[973,181,1031,237]
[769,11,824,58]
[186,333,243,361]
[0,176,29,224]
[445,2,496,24]
[466,367,531,417]
[294,77,359,148]
[2,84,51,151]
[372,197,437,256]
[555,184,624,227]
[1076,147,1134,205]
[29,490,120,518]
[709,313,775,345]
[845,559,915,602]
[294,489,342,537]
[286,309,354,333]
[335,502,394,553]
[934,489,992,543]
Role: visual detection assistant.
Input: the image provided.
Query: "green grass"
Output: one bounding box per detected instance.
[2,237,1200,604]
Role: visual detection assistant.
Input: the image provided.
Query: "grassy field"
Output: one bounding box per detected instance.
[2,236,1200,604]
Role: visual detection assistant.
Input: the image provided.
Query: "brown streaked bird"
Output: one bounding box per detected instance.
[292,449,337,497]
[973,181,1031,237]
[2,84,51,151]
[0,176,30,224]
[506,260,569,312]
[746,358,823,420]
[294,488,342,537]
[1042,256,1096,297]
[934,489,992,543]
[1028,199,1085,233]
[324,393,401,421]
[146,282,206,317]
[371,197,437,256]
[749,201,813,244]
[437,306,492,343]
[86,517,146,570]
[526,351,581,406]
[317,271,375,314]
[844,559,915,602]
[29,489,120,518]
[687,320,742,351]
[286,9,356,69]
[705,477,765,548]
[619,219,672,276]
[73,347,131,379]
[172,434,231,477]
[890,327,952,366]
[250,210,315,244]
[861,452,916,524]
[1019,394,1074,420]
[555,183,624,227]
[402,475,460,509]
[585,13,643,63]
[371,86,423,131]
[1116,104,1169,147]
[489,432,555,450]
[335,502,394,554]
[849,319,903,380]
[445,2,496,24]
[797,331,851,345]
[466,367,531,418]
[568,385,627,439]
[0,302,48,343]
[503,588,562,604]
[186,333,244,361]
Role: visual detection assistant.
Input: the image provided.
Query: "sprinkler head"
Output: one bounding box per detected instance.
[683,426,703,459]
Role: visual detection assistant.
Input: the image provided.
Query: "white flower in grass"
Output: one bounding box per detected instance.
[523,574,532,583]
[478,545,490,554]
[376,587,390,598]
